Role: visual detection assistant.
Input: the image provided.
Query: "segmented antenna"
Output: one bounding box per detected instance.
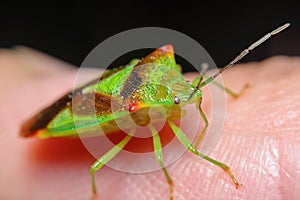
[200,22,290,88]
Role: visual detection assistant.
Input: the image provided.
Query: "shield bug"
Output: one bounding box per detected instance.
[20,23,290,199]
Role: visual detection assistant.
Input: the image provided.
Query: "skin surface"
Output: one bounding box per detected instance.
[0,46,299,200]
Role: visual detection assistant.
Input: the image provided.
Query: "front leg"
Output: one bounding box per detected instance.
[90,129,135,197]
[168,120,241,188]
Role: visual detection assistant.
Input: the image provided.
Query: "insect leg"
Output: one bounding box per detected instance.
[193,96,208,148]
[191,63,246,98]
[188,64,210,148]
[203,75,249,98]
[188,63,208,101]
[148,124,174,200]
[168,120,241,188]
[90,129,135,194]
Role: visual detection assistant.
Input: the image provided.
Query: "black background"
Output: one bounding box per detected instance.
[1,3,299,72]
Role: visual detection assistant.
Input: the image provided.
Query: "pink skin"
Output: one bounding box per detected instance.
[0,46,299,200]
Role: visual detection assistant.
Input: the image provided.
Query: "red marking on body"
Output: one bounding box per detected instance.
[160,44,174,54]
[127,101,141,112]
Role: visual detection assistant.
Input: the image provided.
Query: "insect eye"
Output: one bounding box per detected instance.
[174,96,181,104]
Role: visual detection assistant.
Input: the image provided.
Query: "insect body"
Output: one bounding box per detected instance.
[20,23,290,199]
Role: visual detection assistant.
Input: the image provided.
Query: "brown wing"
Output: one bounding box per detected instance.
[20,88,123,137]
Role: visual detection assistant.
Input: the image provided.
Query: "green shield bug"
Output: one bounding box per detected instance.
[20,23,290,199]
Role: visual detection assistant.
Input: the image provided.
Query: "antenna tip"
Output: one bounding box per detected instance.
[271,22,291,35]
